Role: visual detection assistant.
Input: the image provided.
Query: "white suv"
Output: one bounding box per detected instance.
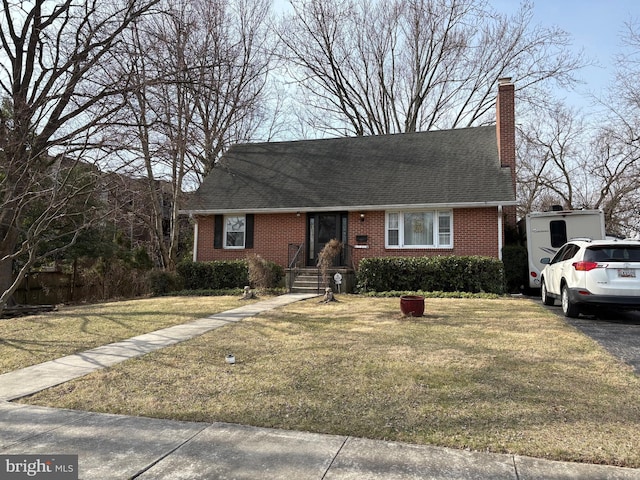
[540,239,640,317]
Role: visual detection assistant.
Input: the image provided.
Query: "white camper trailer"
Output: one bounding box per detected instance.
[525,209,606,289]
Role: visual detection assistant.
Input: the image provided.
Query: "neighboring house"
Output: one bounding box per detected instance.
[182,78,517,290]
[100,173,175,249]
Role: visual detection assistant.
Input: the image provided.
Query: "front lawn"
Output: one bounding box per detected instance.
[0,296,258,373]
[20,296,640,467]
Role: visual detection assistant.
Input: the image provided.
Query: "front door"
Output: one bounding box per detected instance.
[307,212,347,266]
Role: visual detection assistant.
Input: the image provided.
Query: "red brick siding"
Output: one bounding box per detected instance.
[196,208,500,268]
[349,209,499,267]
[195,216,215,259]
[195,213,306,266]
[453,208,499,256]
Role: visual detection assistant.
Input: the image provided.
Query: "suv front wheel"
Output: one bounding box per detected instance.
[561,284,580,318]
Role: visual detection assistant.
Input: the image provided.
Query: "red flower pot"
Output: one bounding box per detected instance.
[400,295,425,317]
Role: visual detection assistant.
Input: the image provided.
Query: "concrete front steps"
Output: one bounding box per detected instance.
[287,268,355,294]
[290,269,323,294]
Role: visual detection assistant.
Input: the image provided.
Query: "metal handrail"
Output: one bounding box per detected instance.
[342,244,354,270]
[288,243,305,269]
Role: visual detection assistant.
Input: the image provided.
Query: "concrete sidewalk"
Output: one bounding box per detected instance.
[2,402,639,480]
[1,294,639,479]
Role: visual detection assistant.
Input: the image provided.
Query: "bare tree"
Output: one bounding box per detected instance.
[516,35,640,238]
[587,20,640,237]
[279,0,587,136]
[516,102,590,217]
[0,0,159,311]
[515,95,640,237]
[588,129,640,236]
[111,0,277,270]
[511,16,640,237]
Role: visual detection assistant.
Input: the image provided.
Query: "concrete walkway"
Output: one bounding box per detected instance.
[0,293,317,401]
[1,294,639,479]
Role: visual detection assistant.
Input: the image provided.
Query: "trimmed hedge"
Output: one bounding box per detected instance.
[177,260,248,290]
[147,270,184,296]
[359,290,500,299]
[356,256,505,294]
[176,259,284,291]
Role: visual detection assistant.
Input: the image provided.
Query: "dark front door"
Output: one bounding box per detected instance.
[307,212,347,266]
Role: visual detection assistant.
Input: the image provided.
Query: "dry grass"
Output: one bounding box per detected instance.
[0,296,260,373]
[19,295,640,467]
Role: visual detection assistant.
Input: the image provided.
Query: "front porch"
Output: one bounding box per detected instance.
[287,241,356,294]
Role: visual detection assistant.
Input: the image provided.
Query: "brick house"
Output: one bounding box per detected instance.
[182,79,517,291]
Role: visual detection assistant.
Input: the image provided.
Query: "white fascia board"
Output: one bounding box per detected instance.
[179,200,517,216]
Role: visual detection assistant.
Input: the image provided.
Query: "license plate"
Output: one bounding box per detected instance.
[618,269,636,278]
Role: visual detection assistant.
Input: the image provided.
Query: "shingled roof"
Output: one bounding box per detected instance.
[183,126,516,214]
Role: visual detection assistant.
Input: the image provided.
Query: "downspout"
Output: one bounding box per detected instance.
[192,217,198,262]
[497,205,503,260]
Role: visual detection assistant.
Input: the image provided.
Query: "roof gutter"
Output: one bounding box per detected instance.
[180,200,518,216]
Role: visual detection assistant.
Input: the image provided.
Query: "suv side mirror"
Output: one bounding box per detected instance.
[540,257,551,265]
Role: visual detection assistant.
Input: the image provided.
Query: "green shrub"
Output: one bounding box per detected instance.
[359,290,500,299]
[177,260,249,290]
[167,288,245,297]
[177,259,283,291]
[270,263,285,287]
[147,270,184,296]
[132,247,154,271]
[502,244,528,293]
[356,255,504,294]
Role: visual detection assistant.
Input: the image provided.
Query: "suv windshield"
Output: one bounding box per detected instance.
[584,245,640,262]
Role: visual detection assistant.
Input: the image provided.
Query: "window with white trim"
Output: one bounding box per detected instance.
[386,210,453,248]
[224,215,246,248]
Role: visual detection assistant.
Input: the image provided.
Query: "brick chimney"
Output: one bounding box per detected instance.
[496,77,516,191]
[496,77,516,230]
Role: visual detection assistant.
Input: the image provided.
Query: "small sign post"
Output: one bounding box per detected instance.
[333,272,343,293]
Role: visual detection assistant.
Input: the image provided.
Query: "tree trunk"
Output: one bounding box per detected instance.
[0,225,20,309]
